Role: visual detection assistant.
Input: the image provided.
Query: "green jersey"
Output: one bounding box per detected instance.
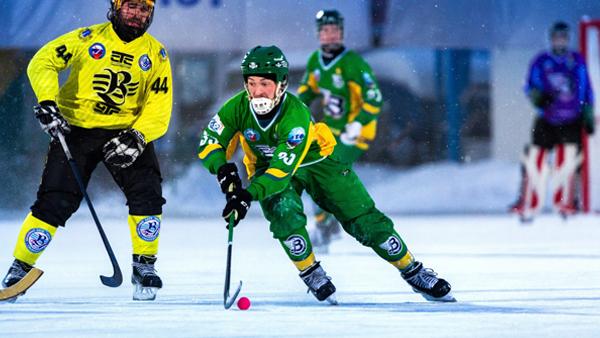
[298,49,382,150]
[198,91,336,201]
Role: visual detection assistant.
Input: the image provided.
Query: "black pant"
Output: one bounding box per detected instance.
[31,126,166,227]
[532,117,583,149]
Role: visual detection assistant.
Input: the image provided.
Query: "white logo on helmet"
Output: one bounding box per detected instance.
[248,62,258,69]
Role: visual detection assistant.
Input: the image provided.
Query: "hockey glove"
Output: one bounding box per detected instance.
[34,101,71,138]
[339,121,363,145]
[217,163,242,194]
[103,129,146,169]
[222,189,252,227]
[583,105,595,135]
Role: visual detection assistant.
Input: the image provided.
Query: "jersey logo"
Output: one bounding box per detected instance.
[379,236,403,256]
[93,69,139,114]
[25,228,52,253]
[208,115,225,135]
[284,235,307,257]
[139,54,152,71]
[313,69,321,82]
[254,144,276,157]
[80,28,92,39]
[136,216,161,242]
[159,48,168,60]
[111,51,134,67]
[244,128,260,142]
[332,73,344,89]
[287,127,305,148]
[89,43,106,60]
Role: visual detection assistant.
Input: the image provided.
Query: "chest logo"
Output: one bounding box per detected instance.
[314,69,321,82]
[287,127,306,148]
[139,54,152,71]
[89,43,106,60]
[93,69,139,114]
[255,145,277,157]
[244,128,260,142]
[332,73,344,89]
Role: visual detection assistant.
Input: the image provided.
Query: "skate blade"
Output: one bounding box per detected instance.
[417,289,457,303]
[325,293,338,305]
[133,284,159,301]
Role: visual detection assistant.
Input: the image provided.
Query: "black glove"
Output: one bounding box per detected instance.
[103,129,146,169]
[583,105,595,135]
[222,189,252,227]
[217,163,242,194]
[34,101,71,138]
[532,91,554,109]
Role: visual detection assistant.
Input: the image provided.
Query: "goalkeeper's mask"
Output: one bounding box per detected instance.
[241,46,289,115]
[108,0,155,42]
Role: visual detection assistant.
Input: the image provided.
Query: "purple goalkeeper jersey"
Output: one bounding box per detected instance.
[525,50,594,125]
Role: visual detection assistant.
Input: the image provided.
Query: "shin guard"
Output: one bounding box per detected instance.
[13,213,57,266]
[551,143,582,215]
[520,145,550,219]
[128,215,161,256]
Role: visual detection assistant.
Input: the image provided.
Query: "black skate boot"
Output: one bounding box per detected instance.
[131,255,162,301]
[2,259,33,302]
[401,261,455,302]
[299,261,337,304]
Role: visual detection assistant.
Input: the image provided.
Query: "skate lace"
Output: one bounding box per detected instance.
[409,268,439,289]
[133,262,157,277]
[303,268,331,293]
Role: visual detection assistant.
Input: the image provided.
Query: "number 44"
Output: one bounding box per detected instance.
[151,77,169,94]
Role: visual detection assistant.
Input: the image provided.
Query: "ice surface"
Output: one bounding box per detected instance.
[1,214,599,338]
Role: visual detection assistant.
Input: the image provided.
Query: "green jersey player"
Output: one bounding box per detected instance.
[197,45,454,303]
[298,9,383,251]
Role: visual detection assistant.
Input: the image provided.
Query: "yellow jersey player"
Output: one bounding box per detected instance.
[2,0,172,301]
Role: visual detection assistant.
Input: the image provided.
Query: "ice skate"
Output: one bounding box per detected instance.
[310,212,342,254]
[1,259,33,303]
[299,261,337,305]
[131,255,162,301]
[401,261,455,302]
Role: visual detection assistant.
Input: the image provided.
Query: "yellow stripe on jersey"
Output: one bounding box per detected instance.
[298,84,310,95]
[198,143,223,160]
[27,22,172,142]
[265,168,289,180]
[363,102,381,114]
[225,132,241,161]
[240,136,258,179]
[347,81,363,123]
[312,122,336,157]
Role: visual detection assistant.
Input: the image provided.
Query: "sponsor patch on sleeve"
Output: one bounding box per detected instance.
[208,115,225,135]
[286,127,306,148]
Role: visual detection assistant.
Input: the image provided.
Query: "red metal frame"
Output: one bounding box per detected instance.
[579,19,600,213]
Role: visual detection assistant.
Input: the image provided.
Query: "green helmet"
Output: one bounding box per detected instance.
[240,45,289,83]
[316,9,344,31]
[241,46,289,115]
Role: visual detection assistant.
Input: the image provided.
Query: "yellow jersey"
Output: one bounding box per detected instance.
[27,22,172,142]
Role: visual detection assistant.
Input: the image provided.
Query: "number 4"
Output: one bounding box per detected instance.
[151,77,169,93]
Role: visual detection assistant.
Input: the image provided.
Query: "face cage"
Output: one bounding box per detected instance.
[109,1,155,35]
[245,80,288,115]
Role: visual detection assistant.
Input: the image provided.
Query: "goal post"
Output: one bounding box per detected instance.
[579,19,600,213]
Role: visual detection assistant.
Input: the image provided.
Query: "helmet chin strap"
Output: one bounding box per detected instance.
[247,82,287,115]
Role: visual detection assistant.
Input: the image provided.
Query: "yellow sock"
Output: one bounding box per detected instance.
[13,213,57,266]
[128,215,161,256]
[390,250,415,271]
[293,252,316,271]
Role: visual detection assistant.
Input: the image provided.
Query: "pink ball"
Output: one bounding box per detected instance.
[237,296,251,310]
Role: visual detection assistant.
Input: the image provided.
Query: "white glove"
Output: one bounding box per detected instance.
[339,121,362,145]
